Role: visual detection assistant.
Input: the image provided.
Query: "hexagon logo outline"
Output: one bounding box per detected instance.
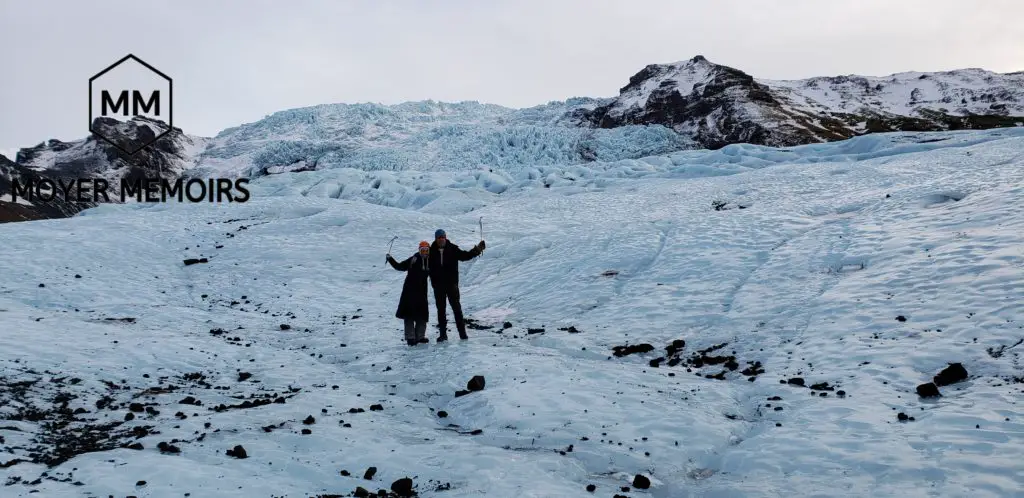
[88,54,173,156]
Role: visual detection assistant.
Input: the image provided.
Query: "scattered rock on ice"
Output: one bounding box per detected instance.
[916,382,941,398]
[467,375,486,391]
[633,474,651,489]
[226,445,248,458]
[933,362,968,386]
[612,343,655,357]
[391,477,415,497]
[897,413,916,422]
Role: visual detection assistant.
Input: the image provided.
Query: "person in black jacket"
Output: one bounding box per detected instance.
[428,229,485,341]
[386,241,432,346]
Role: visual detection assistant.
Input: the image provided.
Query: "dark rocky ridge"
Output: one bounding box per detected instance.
[0,116,201,222]
[571,55,1024,149]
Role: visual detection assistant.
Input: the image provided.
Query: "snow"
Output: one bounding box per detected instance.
[1,128,1023,497]
[763,69,1024,118]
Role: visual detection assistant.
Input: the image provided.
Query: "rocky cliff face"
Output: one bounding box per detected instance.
[571,56,1024,149]
[0,117,207,221]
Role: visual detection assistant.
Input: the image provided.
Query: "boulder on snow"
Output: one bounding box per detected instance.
[467,376,485,391]
[612,343,655,357]
[391,477,414,497]
[633,474,651,489]
[226,445,248,458]
[363,466,377,480]
[933,362,968,386]
[916,382,941,398]
[665,339,686,357]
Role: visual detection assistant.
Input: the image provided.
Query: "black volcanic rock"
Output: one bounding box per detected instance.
[917,382,941,398]
[467,376,486,391]
[391,477,414,497]
[933,363,968,386]
[226,445,248,458]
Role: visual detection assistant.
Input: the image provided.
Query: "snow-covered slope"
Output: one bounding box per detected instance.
[575,56,1024,148]
[2,128,1022,497]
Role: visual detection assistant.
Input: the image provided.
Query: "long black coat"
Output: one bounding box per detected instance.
[387,252,430,321]
[428,240,482,290]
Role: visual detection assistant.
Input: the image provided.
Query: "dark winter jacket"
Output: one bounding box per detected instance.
[387,252,430,321]
[428,240,482,289]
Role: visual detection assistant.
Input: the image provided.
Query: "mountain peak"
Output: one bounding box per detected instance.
[576,56,1024,149]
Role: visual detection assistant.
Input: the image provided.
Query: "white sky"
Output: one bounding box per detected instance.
[1,0,1021,155]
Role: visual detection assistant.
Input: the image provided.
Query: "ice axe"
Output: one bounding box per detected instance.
[386,235,398,261]
[478,217,485,253]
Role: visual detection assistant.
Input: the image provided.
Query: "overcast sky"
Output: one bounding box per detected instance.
[1,0,1021,155]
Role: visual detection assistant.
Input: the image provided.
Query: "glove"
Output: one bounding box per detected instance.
[386,254,393,263]
[478,240,486,251]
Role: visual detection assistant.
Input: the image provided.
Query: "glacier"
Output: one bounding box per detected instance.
[187,99,696,179]
[1,128,1023,497]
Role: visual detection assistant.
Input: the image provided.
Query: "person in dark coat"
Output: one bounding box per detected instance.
[386,241,432,346]
[428,229,485,341]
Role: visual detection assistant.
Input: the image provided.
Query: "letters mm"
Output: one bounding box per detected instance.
[89,54,173,156]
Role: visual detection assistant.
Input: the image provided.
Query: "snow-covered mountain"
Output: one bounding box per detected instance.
[1,127,1022,497]
[3,56,1022,221]
[573,55,1024,148]
[0,117,207,220]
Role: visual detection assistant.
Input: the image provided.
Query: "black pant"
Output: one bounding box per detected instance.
[433,283,466,337]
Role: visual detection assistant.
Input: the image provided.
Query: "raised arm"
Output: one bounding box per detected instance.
[387,254,412,271]
[456,240,485,261]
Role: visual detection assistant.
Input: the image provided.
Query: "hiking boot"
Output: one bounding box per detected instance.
[418,337,429,344]
[437,334,448,342]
